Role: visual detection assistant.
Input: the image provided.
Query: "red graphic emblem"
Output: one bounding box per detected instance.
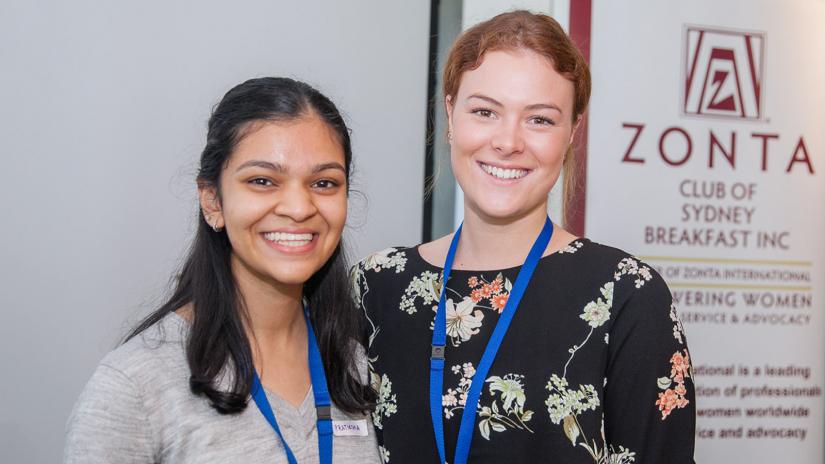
[683,26,765,120]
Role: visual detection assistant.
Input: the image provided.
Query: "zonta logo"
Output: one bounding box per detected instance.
[618,24,815,175]
[683,26,764,120]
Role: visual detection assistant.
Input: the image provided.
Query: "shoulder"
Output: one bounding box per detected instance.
[563,238,637,267]
[565,239,656,280]
[104,313,187,375]
[353,246,415,276]
[80,314,189,406]
[65,315,189,462]
[574,241,677,335]
[591,240,667,296]
[564,239,670,309]
[351,245,431,321]
[68,314,189,425]
[351,245,420,294]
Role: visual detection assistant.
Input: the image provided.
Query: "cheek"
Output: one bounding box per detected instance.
[222,192,267,228]
[452,117,488,155]
[318,195,348,232]
[527,132,569,167]
[450,126,488,181]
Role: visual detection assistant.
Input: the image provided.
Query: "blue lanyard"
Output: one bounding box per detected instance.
[429,217,553,464]
[251,306,333,464]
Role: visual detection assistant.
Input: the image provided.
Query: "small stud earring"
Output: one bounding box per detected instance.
[206,215,222,232]
[447,130,453,142]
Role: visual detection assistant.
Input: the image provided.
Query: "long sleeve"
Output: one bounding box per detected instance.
[604,270,696,463]
[350,249,410,463]
[64,363,155,464]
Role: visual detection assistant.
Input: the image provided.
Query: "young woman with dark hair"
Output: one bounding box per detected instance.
[65,77,380,463]
[353,11,695,464]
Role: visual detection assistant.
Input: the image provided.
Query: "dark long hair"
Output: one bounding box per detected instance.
[127,77,374,414]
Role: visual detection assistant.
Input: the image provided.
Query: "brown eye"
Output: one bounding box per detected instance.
[312,179,340,189]
[529,116,555,126]
[249,177,274,187]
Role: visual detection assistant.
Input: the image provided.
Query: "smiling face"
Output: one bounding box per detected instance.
[446,48,579,223]
[200,115,348,290]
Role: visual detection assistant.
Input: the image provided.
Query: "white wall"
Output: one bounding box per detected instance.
[0,1,430,461]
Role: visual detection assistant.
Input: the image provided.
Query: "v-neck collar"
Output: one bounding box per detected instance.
[263,384,316,418]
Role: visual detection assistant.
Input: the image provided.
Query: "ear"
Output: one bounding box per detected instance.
[569,114,584,145]
[445,95,455,140]
[198,183,223,230]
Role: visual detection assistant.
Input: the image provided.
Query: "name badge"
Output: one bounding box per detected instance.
[331,419,369,437]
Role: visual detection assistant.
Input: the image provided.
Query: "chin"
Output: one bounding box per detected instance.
[263,261,323,286]
[271,271,317,287]
[474,205,525,222]
[468,195,546,223]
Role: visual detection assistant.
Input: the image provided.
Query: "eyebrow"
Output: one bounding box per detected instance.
[467,94,562,113]
[525,102,562,113]
[467,94,503,107]
[235,159,346,174]
[235,160,285,173]
[312,162,346,174]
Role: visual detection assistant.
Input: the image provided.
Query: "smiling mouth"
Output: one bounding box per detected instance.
[262,232,315,248]
[479,162,529,180]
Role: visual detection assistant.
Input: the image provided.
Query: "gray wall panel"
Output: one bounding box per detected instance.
[0,1,429,461]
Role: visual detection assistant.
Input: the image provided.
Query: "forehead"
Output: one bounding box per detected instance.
[456,48,574,107]
[228,116,345,168]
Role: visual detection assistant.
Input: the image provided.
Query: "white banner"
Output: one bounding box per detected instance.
[583,1,825,462]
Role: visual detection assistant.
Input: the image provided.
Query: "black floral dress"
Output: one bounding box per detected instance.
[351,239,696,464]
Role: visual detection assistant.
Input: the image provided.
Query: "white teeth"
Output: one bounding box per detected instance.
[263,232,313,246]
[481,163,527,180]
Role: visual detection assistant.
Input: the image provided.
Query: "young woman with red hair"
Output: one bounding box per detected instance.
[353,10,695,464]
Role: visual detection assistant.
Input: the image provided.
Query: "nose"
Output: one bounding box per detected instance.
[273,183,318,223]
[491,119,524,156]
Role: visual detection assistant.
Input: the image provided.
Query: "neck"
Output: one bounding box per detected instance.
[231,256,306,359]
[454,203,549,270]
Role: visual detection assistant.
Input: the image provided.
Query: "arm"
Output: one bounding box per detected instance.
[64,363,155,464]
[603,271,696,463]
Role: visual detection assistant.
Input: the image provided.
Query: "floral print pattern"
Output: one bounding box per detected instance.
[400,270,440,315]
[603,445,637,463]
[371,372,398,430]
[655,349,692,420]
[478,374,534,439]
[444,297,485,346]
[353,242,695,463]
[613,257,653,288]
[363,247,408,273]
[442,363,534,439]
[559,240,585,254]
[467,273,513,312]
[351,248,408,429]
[443,362,475,419]
[670,303,686,344]
[410,272,514,346]
[378,445,390,463]
[545,258,655,462]
[545,374,600,424]
[580,282,614,328]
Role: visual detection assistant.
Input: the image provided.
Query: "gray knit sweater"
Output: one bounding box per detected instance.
[64,313,382,463]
